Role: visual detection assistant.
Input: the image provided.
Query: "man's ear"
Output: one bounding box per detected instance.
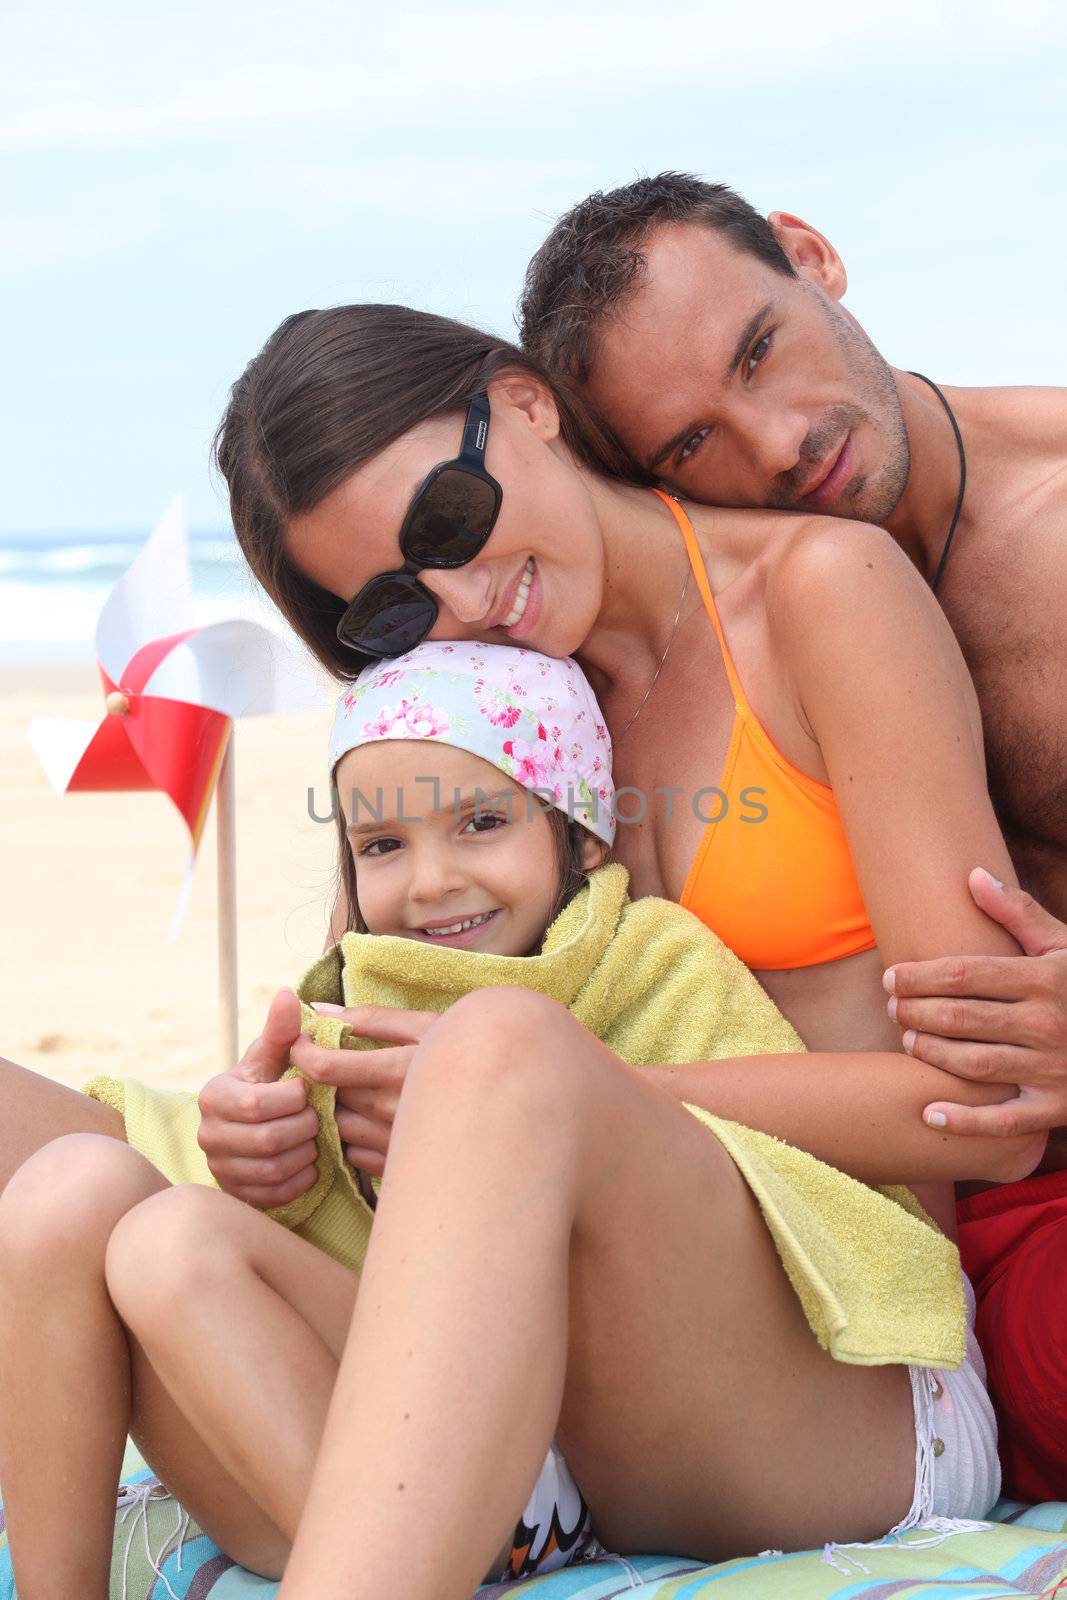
[487,369,561,444]
[768,212,848,301]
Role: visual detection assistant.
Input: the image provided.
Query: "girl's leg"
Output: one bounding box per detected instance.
[0,1135,301,1592]
[104,1183,359,1570]
[0,1053,124,1194]
[0,1134,170,1594]
[279,988,919,1600]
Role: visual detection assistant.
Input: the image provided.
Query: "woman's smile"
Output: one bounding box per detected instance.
[502,557,542,641]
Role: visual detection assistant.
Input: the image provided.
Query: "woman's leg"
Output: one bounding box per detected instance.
[278,988,919,1600]
[0,1053,124,1195]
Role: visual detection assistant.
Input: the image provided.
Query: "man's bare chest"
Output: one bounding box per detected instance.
[939,503,1067,894]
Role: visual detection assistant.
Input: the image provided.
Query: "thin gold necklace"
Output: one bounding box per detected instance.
[614,560,691,746]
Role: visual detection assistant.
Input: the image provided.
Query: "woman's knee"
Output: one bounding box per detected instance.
[0,1132,165,1271]
[106,1183,240,1324]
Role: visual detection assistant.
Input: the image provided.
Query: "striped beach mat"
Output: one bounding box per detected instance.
[4,1465,1067,1599]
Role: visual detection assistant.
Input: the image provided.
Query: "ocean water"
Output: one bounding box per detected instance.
[0,527,279,663]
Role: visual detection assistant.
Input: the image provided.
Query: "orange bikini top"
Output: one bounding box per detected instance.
[654,490,876,971]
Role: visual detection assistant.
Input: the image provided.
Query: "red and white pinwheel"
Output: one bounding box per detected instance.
[29,499,322,1063]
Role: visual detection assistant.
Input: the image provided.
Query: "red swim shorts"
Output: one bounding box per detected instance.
[958,1170,1067,1504]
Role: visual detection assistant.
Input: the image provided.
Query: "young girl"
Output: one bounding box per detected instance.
[0,644,1018,1595]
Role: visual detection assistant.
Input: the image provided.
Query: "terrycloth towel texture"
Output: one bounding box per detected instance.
[85,863,964,1368]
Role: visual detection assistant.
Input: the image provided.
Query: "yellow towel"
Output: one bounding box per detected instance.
[85,863,964,1369]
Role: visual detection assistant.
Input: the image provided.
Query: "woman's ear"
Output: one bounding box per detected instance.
[768,212,848,301]
[487,369,561,444]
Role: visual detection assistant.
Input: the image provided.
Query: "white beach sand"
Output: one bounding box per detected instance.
[0,662,339,1095]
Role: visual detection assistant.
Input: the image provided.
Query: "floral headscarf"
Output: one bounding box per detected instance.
[329,642,615,844]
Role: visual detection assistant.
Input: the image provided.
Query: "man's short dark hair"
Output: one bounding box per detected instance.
[519,172,795,382]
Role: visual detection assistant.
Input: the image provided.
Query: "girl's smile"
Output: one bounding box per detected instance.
[416,908,502,947]
[335,741,567,958]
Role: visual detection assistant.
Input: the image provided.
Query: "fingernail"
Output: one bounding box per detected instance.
[980,869,1004,890]
[925,1109,948,1129]
[882,968,896,994]
[902,1029,917,1055]
[887,996,898,1022]
[310,1002,345,1015]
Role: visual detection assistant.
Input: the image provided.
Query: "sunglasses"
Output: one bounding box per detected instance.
[335,392,503,658]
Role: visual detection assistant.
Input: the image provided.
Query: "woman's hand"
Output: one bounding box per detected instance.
[299,1004,440,1178]
[886,869,1067,1139]
[198,990,320,1208]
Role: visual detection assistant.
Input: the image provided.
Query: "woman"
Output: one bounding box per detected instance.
[0,305,1039,1594]
[208,304,1036,1594]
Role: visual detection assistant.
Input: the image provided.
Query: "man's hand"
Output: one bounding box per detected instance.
[198,990,320,1207]
[297,1003,439,1178]
[884,868,1067,1138]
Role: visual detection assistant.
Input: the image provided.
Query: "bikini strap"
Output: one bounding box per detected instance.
[650,487,748,712]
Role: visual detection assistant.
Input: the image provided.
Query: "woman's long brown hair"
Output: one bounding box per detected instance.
[213,304,637,681]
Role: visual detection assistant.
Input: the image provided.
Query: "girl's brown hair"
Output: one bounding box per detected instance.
[213,304,635,681]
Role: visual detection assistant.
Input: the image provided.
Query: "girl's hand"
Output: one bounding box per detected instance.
[299,1004,440,1178]
[197,990,321,1208]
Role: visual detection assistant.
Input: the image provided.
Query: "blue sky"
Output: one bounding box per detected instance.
[2,0,1064,533]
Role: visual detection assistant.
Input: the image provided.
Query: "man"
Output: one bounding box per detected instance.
[518,171,1067,1500]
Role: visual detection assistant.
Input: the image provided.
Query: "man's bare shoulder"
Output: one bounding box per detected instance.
[950,383,1067,455]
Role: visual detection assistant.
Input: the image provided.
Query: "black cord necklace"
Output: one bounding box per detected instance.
[907,371,967,594]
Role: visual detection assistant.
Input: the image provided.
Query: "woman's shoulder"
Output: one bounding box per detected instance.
[766,513,917,600]
[763,513,949,668]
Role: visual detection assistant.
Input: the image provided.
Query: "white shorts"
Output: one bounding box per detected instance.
[823,1273,1000,1574]
[904,1274,1001,1523]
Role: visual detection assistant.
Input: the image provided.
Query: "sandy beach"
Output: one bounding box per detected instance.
[0,662,339,1095]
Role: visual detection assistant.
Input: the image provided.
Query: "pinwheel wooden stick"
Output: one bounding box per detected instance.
[216,731,239,1069]
[30,499,321,1070]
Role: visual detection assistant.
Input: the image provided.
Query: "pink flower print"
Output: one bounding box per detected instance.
[502,737,552,789]
[592,754,603,774]
[594,722,607,741]
[551,726,562,741]
[363,697,450,740]
[372,668,404,688]
[474,677,521,728]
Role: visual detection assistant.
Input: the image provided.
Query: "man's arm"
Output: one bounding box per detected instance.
[886,868,1067,1139]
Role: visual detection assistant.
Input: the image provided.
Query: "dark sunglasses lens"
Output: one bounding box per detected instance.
[338,575,436,657]
[403,467,499,567]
